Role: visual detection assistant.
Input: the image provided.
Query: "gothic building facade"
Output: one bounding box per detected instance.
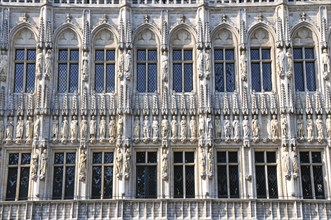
[0,0,330,219]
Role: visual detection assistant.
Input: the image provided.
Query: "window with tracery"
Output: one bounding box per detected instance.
[137,49,157,93]
[214,48,235,92]
[52,152,76,200]
[14,49,36,93]
[294,47,316,91]
[173,151,195,198]
[250,48,272,92]
[136,151,157,198]
[6,153,31,201]
[300,151,324,199]
[58,49,79,93]
[95,49,115,93]
[173,49,193,92]
[255,151,278,198]
[217,151,239,198]
[91,152,114,199]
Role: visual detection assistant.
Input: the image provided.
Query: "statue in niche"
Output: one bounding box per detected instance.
[26,116,33,142]
[161,148,168,180]
[109,116,116,142]
[115,147,123,179]
[224,115,231,142]
[277,49,285,78]
[15,116,24,143]
[322,48,330,79]
[161,115,169,138]
[206,115,213,138]
[326,114,331,139]
[205,50,211,79]
[281,114,287,138]
[0,117,3,142]
[316,115,324,143]
[240,50,247,81]
[117,116,123,138]
[124,147,131,179]
[45,49,52,79]
[271,115,279,142]
[282,151,290,179]
[180,116,187,142]
[252,115,259,142]
[152,116,159,142]
[118,51,124,78]
[207,147,214,178]
[0,51,8,77]
[61,116,69,144]
[143,116,150,141]
[286,50,293,79]
[52,116,59,143]
[70,116,78,143]
[79,150,87,181]
[171,115,178,141]
[36,48,43,79]
[297,115,305,140]
[80,116,87,140]
[197,50,203,79]
[189,116,197,142]
[242,115,250,139]
[90,116,96,143]
[307,114,314,143]
[161,51,168,82]
[40,149,47,180]
[31,153,39,179]
[81,51,88,82]
[292,154,299,177]
[34,116,41,138]
[5,117,14,142]
[215,115,221,139]
[133,116,140,141]
[99,116,106,143]
[200,147,206,177]
[199,115,204,138]
[232,115,240,142]
[124,50,132,80]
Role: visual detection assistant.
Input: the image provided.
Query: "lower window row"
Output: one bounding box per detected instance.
[5,150,325,200]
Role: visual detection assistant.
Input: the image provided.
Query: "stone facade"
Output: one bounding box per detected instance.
[0,0,331,219]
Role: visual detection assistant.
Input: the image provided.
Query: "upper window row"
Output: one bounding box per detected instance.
[13,47,318,94]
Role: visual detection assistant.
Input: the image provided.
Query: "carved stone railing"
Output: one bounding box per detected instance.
[0,199,330,219]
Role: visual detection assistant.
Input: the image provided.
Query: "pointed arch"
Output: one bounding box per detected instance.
[211,24,239,46]
[247,23,276,46]
[91,23,119,45]
[169,23,197,46]
[54,23,83,47]
[10,23,38,48]
[133,23,161,46]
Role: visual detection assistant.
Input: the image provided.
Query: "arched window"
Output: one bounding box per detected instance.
[93,29,116,93]
[213,28,236,92]
[56,29,79,93]
[171,29,194,93]
[134,29,158,93]
[292,27,317,91]
[249,28,273,92]
[13,28,37,93]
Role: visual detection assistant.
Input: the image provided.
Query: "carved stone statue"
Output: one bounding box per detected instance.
[207,115,213,138]
[124,50,132,80]
[6,117,14,142]
[90,116,96,143]
[161,148,168,180]
[40,149,47,180]
[45,49,52,79]
[161,115,169,138]
[240,50,247,81]
[0,117,3,142]
[115,147,123,179]
[79,150,87,181]
[99,116,106,142]
[286,50,293,79]
[271,115,279,142]
[133,116,140,140]
[15,116,24,143]
[233,116,240,142]
[326,114,331,139]
[224,115,231,142]
[207,147,214,178]
[36,48,43,79]
[109,116,116,142]
[189,116,197,142]
[124,147,131,179]
[297,115,304,140]
[34,116,41,138]
[61,116,69,144]
[199,115,204,138]
[152,116,159,142]
[171,115,177,140]
[143,116,150,140]
[281,114,287,138]
[252,115,259,142]
[200,147,206,177]
[316,115,324,143]
[117,116,123,138]
[215,115,221,139]
[277,49,285,78]
[118,51,124,78]
[31,153,39,179]
[52,116,59,143]
[307,114,314,143]
[80,116,87,140]
[180,116,187,142]
[322,48,330,79]
[26,116,33,142]
[70,116,78,143]
[161,51,168,82]
[0,51,8,77]
[81,51,89,82]
[242,116,250,139]
[197,50,203,79]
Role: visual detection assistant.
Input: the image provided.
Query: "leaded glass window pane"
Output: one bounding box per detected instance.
[184,63,193,92]
[294,63,304,91]
[262,63,272,91]
[92,152,113,199]
[58,49,79,93]
[173,49,193,93]
[14,64,24,93]
[148,64,157,92]
[27,49,36,60]
[6,168,18,201]
[15,49,24,60]
[174,166,183,198]
[95,49,115,93]
[250,48,272,92]
[65,166,75,199]
[136,151,157,198]
[306,62,316,91]
[226,63,235,92]
[137,49,158,93]
[95,64,104,93]
[251,63,261,92]
[69,64,79,93]
[173,64,182,92]
[26,64,36,93]
[215,63,224,92]
[106,64,115,92]
[185,166,195,198]
[137,64,146,92]
[215,49,235,92]
[19,167,30,200]
[14,49,36,93]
